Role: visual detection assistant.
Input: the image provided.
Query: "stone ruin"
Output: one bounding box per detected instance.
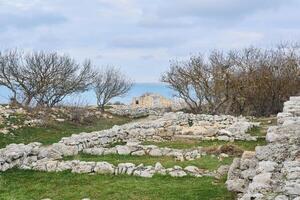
[1,96,299,197]
[0,111,258,179]
[226,96,300,200]
[108,106,170,118]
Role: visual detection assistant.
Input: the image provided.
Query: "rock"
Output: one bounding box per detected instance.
[220,153,229,158]
[116,145,131,155]
[216,165,230,176]
[46,161,58,172]
[154,162,164,171]
[227,158,241,180]
[218,129,233,136]
[217,136,230,141]
[256,144,288,162]
[51,143,78,156]
[33,159,49,171]
[38,147,62,160]
[184,166,203,177]
[72,162,95,173]
[94,162,115,174]
[266,126,280,142]
[0,129,9,134]
[174,152,184,162]
[117,163,135,175]
[184,150,200,161]
[133,168,155,178]
[284,180,300,195]
[226,179,246,192]
[103,148,117,155]
[169,169,187,177]
[257,161,278,173]
[56,161,73,171]
[274,195,289,200]
[131,150,145,156]
[240,151,257,170]
[149,148,163,156]
[55,118,65,122]
[83,147,105,155]
[248,173,272,192]
[241,169,256,180]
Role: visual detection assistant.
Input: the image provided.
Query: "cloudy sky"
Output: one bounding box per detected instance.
[0,0,299,83]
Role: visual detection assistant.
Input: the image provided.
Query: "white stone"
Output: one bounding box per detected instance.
[169,169,187,177]
[226,179,246,192]
[116,145,131,155]
[131,150,145,156]
[257,161,278,173]
[248,173,272,192]
[94,162,115,174]
[184,166,203,177]
[148,148,163,156]
[71,162,95,174]
[274,195,289,200]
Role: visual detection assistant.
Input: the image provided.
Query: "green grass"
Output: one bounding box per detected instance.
[141,123,270,152]
[6,113,27,126]
[252,117,277,137]
[142,138,267,151]
[0,116,131,148]
[64,154,233,170]
[246,126,264,137]
[0,113,27,129]
[0,169,234,200]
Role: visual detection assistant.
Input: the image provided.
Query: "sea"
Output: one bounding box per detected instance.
[0,83,176,106]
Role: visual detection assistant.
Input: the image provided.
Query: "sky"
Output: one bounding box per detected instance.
[0,0,300,83]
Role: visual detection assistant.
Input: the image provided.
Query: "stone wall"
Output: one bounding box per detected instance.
[1,111,257,173]
[108,106,170,118]
[58,112,257,148]
[226,96,300,200]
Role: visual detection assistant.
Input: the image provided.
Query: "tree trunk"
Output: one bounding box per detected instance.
[99,105,105,112]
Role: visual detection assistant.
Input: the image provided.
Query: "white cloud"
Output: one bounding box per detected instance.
[0,0,299,82]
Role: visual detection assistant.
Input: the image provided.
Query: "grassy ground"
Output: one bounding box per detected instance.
[252,116,277,136]
[0,169,234,200]
[64,154,234,170]
[142,122,270,151]
[0,116,131,148]
[0,116,274,200]
[142,138,266,151]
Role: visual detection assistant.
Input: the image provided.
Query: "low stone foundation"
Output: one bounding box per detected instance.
[1,112,257,180]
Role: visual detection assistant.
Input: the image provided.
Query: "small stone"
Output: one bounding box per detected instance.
[94,162,115,174]
[71,162,95,174]
[274,195,289,200]
[169,169,187,177]
[116,145,131,155]
[154,162,164,171]
[149,148,163,156]
[131,150,145,156]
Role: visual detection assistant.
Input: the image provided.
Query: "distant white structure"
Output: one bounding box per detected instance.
[131,93,187,110]
[131,93,172,108]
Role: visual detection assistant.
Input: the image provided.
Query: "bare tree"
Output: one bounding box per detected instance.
[25,52,96,107]
[93,67,133,111]
[162,54,236,114]
[0,50,19,102]
[162,43,300,116]
[0,49,96,107]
